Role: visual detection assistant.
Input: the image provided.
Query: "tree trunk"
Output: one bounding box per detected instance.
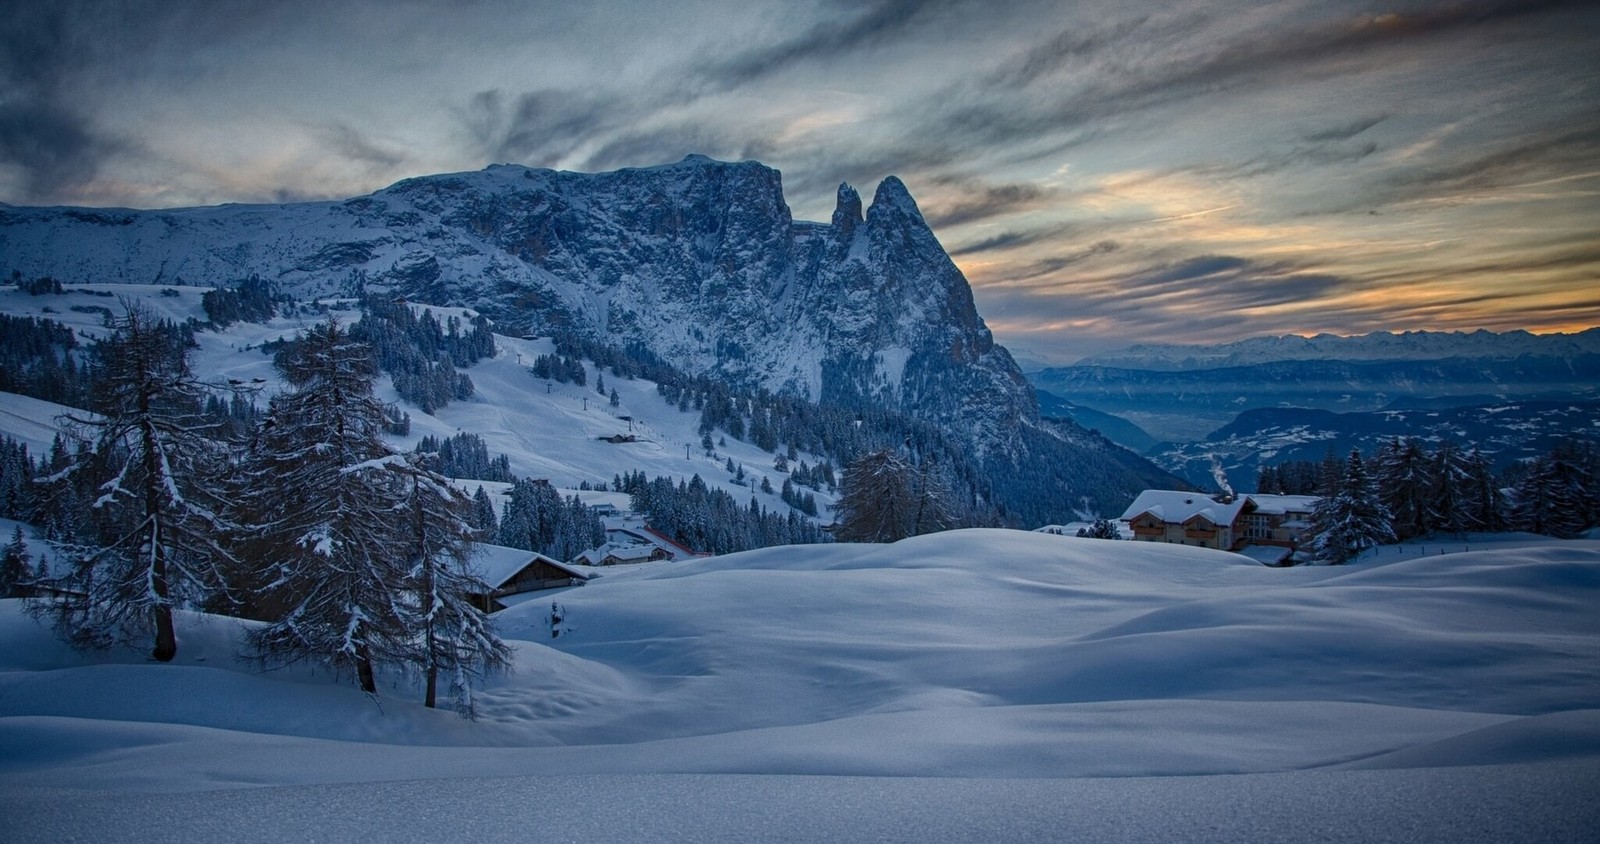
[144,418,177,662]
[425,665,437,709]
[151,603,177,662]
[356,643,376,693]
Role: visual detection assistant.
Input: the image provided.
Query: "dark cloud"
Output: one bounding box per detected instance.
[321,124,407,173]
[581,124,780,175]
[1397,122,1600,197]
[951,223,1085,257]
[980,14,1163,89]
[922,181,1052,228]
[991,240,1123,282]
[1301,115,1387,143]
[462,88,637,168]
[692,0,967,92]
[987,252,1347,314]
[910,0,1586,171]
[0,3,120,202]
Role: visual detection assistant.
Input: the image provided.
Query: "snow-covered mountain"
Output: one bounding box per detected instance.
[0,156,1031,447]
[1032,354,1600,444]
[1076,328,1600,371]
[1,156,1187,517]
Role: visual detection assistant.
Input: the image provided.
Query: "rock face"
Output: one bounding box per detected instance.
[1,155,1034,447]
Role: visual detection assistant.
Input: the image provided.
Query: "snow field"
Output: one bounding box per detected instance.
[4,531,1598,789]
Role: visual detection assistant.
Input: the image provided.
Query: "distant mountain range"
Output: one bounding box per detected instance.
[1074,329,1600,371]
[1031,332,1600,444]
[1148,400,1600,493]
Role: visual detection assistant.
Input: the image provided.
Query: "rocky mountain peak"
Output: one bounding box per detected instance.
[866,176,922,223]
[831,182,863,239]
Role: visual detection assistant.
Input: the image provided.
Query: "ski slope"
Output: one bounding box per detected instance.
[0,284,832,521]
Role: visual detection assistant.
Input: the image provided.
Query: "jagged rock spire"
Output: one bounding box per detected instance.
[832,182,863,239]
[866,176,922,222]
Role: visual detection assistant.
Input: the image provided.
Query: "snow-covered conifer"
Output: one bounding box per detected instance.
[1464,448,1508,533]
[231,319,416,693]
[39,302,234,661]
[1428,441,1478,535]
[1374,437,1434,540]
[1,526,29,598]
[1511,451,1589,539]
[397,457,511,714]
[1310,450,1395,564]
[835,449,952,542]
[1076,518,1121,540]
[470,485,498,535]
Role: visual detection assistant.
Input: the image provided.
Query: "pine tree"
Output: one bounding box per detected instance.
[1374,437,1434,540]
[1310,450,1395,564]
[1464,447,1508,532]
[1511,451,1589,539]
[40,303,233,660]
[1255,464,1280,495]
[230,319,416,694]
[1076,518,1120,540]
[835,449,951,543]
[1,526,29,598]
[470,485,498,535]
[907,455,954,536]
[1429,441,1477,535]
[397,458,511,714]
[1317,447,1343,497]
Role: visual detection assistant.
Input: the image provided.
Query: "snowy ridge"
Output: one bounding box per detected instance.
[1077,327,1600,371]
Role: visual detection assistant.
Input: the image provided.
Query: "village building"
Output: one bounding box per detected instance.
[1121,491,1252,551]
[1119,490,1322,560]
[574,542,672,566]
[470,543,593,612]
[1242,494,1319,548]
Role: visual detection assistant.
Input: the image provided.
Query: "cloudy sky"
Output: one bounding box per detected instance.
[3,0,1596,362]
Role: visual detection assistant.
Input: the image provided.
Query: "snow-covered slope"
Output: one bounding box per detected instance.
[0,286,828,521]
[2,529,1597,840]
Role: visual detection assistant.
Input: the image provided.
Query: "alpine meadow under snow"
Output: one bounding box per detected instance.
[2,530,1599,841]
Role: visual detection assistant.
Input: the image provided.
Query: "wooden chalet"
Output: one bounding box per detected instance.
[1119,490,1253,551]
[1119,490,1322,556]
[470,543,592,612]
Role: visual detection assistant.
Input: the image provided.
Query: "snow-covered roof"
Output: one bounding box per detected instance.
[1248,494,1320,516]
[472,543,585,588]
[576,542,670,565]
[603,544,662,563]
[1237,545,1293,566]
[1119,490,1250,527]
